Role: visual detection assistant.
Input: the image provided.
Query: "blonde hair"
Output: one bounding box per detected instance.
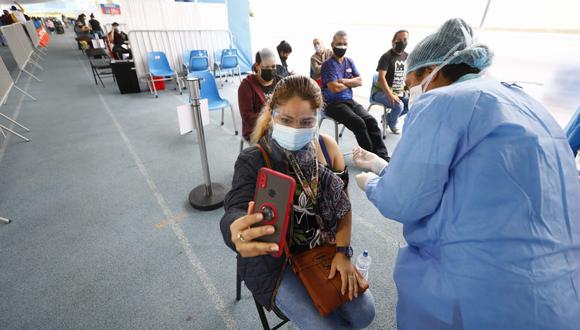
[251,75,323,144]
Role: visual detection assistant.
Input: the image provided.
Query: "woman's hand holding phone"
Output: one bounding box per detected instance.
[230,201,279,258]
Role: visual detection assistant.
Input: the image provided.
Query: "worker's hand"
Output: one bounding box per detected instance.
[352,146,388,175]
[355,172,378,191]
[230,201,279,257]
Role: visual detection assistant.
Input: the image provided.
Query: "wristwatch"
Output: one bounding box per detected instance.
[336,246,353,258]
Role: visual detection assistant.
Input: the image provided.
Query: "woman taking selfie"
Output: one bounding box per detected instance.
[221,75,375,329]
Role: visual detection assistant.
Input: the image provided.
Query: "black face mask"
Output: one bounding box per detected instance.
[332,46,347,58]
[260,69,275,82]
[394,41,407,53]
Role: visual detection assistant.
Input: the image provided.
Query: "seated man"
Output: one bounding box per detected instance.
[88,13,104,38]
[321,30,389,161]
[371,30,410,134]
[275,40,292,78]
[108,22,132,59]
[310,38,333,86]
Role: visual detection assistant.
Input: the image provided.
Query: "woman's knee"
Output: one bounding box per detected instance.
[344,291,376,329]
[358,292,376,328]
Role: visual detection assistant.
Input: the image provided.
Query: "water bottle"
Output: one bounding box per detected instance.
[355,249,371,280]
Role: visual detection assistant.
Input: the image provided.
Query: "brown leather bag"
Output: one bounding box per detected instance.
[290,245,369,316]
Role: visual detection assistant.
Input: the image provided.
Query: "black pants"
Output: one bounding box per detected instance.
[325,100,389,159]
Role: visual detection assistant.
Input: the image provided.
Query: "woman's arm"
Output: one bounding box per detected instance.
[335,210,352,248]
[220,149,259,251]
[220,148,278,257]
[321,134,345,172]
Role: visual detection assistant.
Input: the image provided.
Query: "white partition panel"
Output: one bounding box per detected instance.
[128,29,233,81]
[0,23,34,71]
[23,21,41,48]
[0,57,14,105]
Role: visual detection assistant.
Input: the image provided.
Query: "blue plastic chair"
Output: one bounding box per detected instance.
[147,51,182,98]
[188,50,209,72]
[365,73,392,139]
[188,71,238,135]
[213,48,241,86]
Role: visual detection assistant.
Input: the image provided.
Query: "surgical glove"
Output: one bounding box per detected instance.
[352,146,388,175]
[355,172,378,191]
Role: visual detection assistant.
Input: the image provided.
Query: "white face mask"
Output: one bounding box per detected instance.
[271,123,316,151]
[408,84,423,110]
[408,60,450,110]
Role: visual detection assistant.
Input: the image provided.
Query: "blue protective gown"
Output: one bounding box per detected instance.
[565,106,580,156]
[366,75,580,329]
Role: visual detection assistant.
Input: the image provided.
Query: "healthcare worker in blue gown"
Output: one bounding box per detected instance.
[353,18,580,330]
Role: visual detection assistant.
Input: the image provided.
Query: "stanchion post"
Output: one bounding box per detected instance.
[186,76,227,210]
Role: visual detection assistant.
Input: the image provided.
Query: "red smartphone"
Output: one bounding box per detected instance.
[252,167,296,257]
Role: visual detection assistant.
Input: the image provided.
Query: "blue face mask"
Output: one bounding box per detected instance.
[271,123,315,151]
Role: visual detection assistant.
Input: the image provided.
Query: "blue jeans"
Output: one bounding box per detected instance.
[275,267,376,329]
[371,91,409,127]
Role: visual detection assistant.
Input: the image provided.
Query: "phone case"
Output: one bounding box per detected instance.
[252,167,296,257]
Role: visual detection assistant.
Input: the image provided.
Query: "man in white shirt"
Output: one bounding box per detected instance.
[10,5,26,23]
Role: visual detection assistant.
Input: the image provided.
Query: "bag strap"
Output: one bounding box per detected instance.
[318,135,332,169]
[255,143,272,169]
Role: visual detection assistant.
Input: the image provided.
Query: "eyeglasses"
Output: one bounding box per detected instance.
[273,113,317,129]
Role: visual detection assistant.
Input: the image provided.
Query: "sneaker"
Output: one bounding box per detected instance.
[389,125,400,134]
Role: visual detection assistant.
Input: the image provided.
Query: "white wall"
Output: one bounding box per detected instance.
[91,0,228,31]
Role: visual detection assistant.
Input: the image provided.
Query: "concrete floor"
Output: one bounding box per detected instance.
[0,32,405,329]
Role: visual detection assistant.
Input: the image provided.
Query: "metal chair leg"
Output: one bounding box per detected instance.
[91,66,98,85]
[236,269,242,301]
[382,108,388,139]
[150,74,158,98]
[339,125,346,138]
[175,74,183,95]
[254,297,271,330]
[97,70,106,88]
[239,139,244,153]
[334,121,339,143]
[221,109,225,126]
[229,106,238,135]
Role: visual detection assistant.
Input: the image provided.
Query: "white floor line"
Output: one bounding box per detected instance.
[74,47,237,330]
[0,73,34,166]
